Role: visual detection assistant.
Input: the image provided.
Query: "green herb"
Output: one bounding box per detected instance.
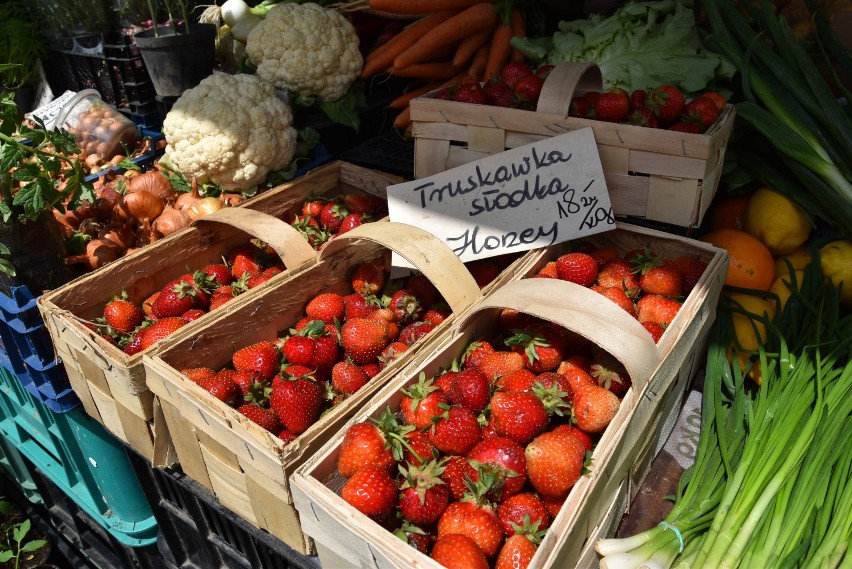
[0,497,48,569]
[0,5,43,90]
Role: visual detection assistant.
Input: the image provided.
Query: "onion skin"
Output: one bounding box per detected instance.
[220,193,244,207]
[174,178,202,211]
[186,197,223,221]
[95,184,121,219]
[65,239,121,270]
[153,207,190,237]
[127,171,175,202]
[117,191,166,223]
[98,222,135,250]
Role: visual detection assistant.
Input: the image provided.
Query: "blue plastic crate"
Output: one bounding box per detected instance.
[0,365,158,547]
[0,286,79,413]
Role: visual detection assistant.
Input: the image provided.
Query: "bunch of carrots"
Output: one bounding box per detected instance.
[342,0,526,130]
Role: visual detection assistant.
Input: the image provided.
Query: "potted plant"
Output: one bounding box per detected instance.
[0,496,51,569]
[132,0,216,98]
[0,5,43,116]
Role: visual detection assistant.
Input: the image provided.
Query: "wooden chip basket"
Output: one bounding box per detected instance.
[411,62,736,228]
[290,223,729,568]
[37,162,399,465]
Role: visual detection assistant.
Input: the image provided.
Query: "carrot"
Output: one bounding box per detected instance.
[393,3,498,70]
[389,62,462,80]
[393,106,412,130]
[468,43,490,81]
[360,11,455,78]
[369,0,495,15]
[510,7,526,62]
[388,81,445,109]
[482,22,513,82]
[451,26,493,67]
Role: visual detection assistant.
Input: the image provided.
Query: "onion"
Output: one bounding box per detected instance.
[186,197,223,221]
[153,207,190,237]
[220,193,244,207]
[117,190,166,222]
[127,171,175,202]
[65,239,121,270]
[98,222,135,250]
[135,219,160,247]
[174,177,202,211]
[221,0,251,27]
[55,204,95,231]
[78,217,104,238]
[95,184,121,219]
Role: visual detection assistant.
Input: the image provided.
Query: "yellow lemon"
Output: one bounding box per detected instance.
[743,188,812,255]
[770,270,805,312]
[820,240,852,308]
[725,293,774,383]
[774,246,812,278]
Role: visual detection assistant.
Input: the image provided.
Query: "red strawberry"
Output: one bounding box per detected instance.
[394,522,432,555]
[103,295,143,335]
[590,351,632,397]
[501,61,533,86]
[633,251,683,297]
[237,403,282,433]
[442,456,477,502]
[668,121,703,134]
[151,280,196,318]
[401,374,449,430]
[525,424,588,498]
[636,295,682,327]
[535,64,554,79]
[484,81,515,107]
[245,271,274,289]
[684,95,720,129]
[533,261,558,279]
[281,334,317,367]
[291,214,329,249]
[642,321,665,343]
[431,534,488,569]
[341,466,397,523]
[338,212,366,234]
[180,309,205,321]
[626,106,659,128]
[232,341,280,380]
[555,252,599,286]
[337,420,396,478]
[497,492,550,536]
[566,369,620,433]
[532,372,573,404]
[181,367,215,384]
[305,292,345,324]
[597,258,641,299]
[198,371,242,406]
[443,368,491,414]
[398,460,450,525]
[504,326,566,373]
[342,194,381,215]
[541,494,566,519]
[467,437,527,501]
[591,285,637,317]
[496,368,538,394]
[490,391,548,445]
[201,263,234,287]
[229,369,266,396]
[378,341,409,369]
[429,406,482,456]
[388,289,423,325]
[629,89,647,109]
[467,258,501,288]
[398,321,435,346]
[227,244,262,278]
[423,304,451,326]
[301,199,327,218]
[331,361,370,395]
[405,273,440,306]
[402,429,436,466]
[701,91,726,110]
[351,262,386,295]
[278,429,298,444]
[495,534,539,569]
[343,292,378,320]
[461,340,496,371]
[123,329,147,355]
[437,500,504,558]
[139,317,187,350]
[269,371,324,435]
[514,74,544,106]
[341,318,389,365]
[478,351,526,383]
[453,83,487,104]
[648,84,685,126]
[672,255,708,295]
[319,201,348,234]
[594,88,630,122]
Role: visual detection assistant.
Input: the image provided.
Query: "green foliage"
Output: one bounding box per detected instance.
[0,5,43,89]
[0,497,47,569]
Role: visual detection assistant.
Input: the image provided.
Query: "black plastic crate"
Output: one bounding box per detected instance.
[126,451,320,569]
[339,130,414,180]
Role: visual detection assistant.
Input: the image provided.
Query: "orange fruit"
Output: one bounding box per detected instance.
[705,194,750,232]
[700,229,776,291]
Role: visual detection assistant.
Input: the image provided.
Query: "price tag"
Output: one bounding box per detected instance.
[387,127,615,264]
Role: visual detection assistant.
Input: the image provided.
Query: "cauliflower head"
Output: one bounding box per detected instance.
[162,73,296,191]
[245,3,363,103]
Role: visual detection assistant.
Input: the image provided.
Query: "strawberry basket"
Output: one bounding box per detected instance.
[141,221,534,554]
[410,62,736,228]
[289,223,728,568]
[37,161,398,465]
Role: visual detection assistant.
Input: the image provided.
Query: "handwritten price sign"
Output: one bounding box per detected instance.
[387,127,614,263]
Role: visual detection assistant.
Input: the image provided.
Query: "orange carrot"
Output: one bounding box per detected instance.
[389,81,445,109]
[389,62,462,80]
[510,7,526,62]
[393,3,498,70]
[393,106,412,130]
[482,22,513,82]
[451,26,493,67]
[369,0,495,15]
[468,43,490,81]
[360,11,455,78]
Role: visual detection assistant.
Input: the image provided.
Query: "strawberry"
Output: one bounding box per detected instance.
[636,294,682,327]
[490,391,548,445]
[343,292,378,320]
[626,106,659,128]
[301,198,327,218]
[331,361,370,395]
[181,367,215,384]
[398,321,435,347]
[342,194,381,215]
[467,258,501,288]
[591,285,637,317]
[570,95,592,118]
[532,372,573,404]
[534,261,559,279]
[525,424,588,498]
[398,460,450,525]
[378,341,408,369]
[442,456,478,501]
[501,61,533,87]
[402,429,436,466]
[405,273,440,307]
[684,95,720,129]
[227,243,262,278]
[629,89,647,109]
[245,271,274,289]
[291,214,329,249]
[672,255,708,295]
[341,466,397,523]
[478,351,526,383]
[281,334,318,367]
[497,492,550,536]
[338,212,366,234]
[495,368,538,393]
[495,534,539,569]
[423,304,451,326]
[229,369,267,396]
[668,121,702,134]
[305,292,345,324]
[590,351,632,397]
[388,289,423,325]
[139,317,187,350]
[569,373,620,433]
[594,88,630,122]
[394,522,432,555]
[633,250,683,297]
[504,326,566,373]
[535,64,554,79]
[701,91,726,110]
[461,340,496,371]
[180,309,205,321]
[541,494,566,519]
[232,341,280,380]
[123,329,147,355]
[151,280,197,318]
[642,321,665,343]
[484,81,516,107]
[351,261,386,295]
[597,258,640,299]
[437,500,504,558]
[442,368,491,414]
[103,294,143,335]
[401,374,449,430]
[431,534,489,569]
[237,402,282,433]
[278,429,298,444]
[429,406,482,456]
[555,252,599,286]
[319,201,348,234]
[514,74,544,106]
[453,82,488,104]
[311,334,339,380]
[337,420,397,478]
[648,84,685,126]
[341,318,389,365]
[198,371,242,406]
[269,370,324,435]
[142,292,159,319]
[497,308,535,335]
[589,246,620,267]
[467,437,527,501]
[201,263,234,287]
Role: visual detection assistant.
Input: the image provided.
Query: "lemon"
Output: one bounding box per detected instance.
[774,246,812,278]
[725,292,774,383]
[821,240,852,308]
[770,270,805,312]
[743,188,812,256]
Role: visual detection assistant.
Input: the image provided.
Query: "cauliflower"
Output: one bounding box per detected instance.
[245,3,363,103]
[162,73,296,191]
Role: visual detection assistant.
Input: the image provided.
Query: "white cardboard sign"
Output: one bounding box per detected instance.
[387,127,614,264]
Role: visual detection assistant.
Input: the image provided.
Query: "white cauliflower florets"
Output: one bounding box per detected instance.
[245,3,363,103]
[162,73,296,191]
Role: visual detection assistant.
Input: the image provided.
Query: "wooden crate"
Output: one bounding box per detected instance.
[141,221,534,554]
[37,162,400,465]
[411,62,736,228]
[289,223,728,568]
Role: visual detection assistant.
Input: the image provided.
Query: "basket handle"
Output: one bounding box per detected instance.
[191,208,317,269]
[536,62,603,118]
[462,278,659,391]
[319,222,482,315]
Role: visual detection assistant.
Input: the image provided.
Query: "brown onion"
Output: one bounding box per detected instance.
[78,217,104,238]
[220,193,244,207]
[98,222,135,250]
[95,184,121,219]
[65,239,121,271]
[174,177,202,211]
[186,197,223,221]
[55,204,95,231]
[127,171,175,202]
[117,190,165,223]
[153,206,190,237]
[135,219,160,247]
